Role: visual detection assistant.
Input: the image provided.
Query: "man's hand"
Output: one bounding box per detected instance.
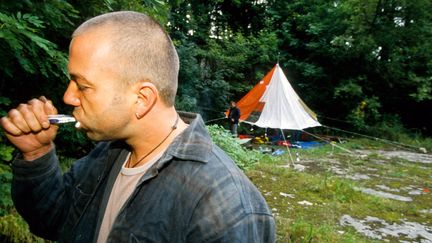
[0,96,59,161]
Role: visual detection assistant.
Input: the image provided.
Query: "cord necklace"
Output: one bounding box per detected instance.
[127,114,179,168]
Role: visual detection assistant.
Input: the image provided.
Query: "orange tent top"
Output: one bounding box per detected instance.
[226,65,277,121]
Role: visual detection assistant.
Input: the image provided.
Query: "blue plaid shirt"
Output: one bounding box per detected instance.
[12,112,275,242]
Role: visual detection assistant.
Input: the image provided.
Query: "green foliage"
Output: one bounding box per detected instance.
[90,0,169,24]
[0,97,11,117]
[174,30,278,119]
[408,73,432,102]
[346,96,382,130]
[175,40,203,113]
[0,97,15,219]
[0,164,13,217]
[0,213,47,243]
[0,93,15,163]
[0,0,78,115]
[0,95,15,220]
[266,0,432,134]
[334,78,364,101]
[55,125,94,158]
[0,142,14,165]
[0,172,38,243]
[0,11,69,79]
[169,0,279,119]
[59,156,76,173]
[207,124,267,171]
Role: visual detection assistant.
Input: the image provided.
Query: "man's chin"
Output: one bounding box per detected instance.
[85,131,116,142]
[85,130,100,141]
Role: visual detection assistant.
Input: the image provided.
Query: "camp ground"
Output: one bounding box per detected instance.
[1,2,431,242]
[215,63,432,242]
[223,63,426,163]
[224,63,352,166]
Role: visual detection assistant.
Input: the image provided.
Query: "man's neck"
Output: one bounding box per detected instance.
[125,109,188,167]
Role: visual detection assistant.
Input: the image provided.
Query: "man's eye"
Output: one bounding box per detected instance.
[77,85,88,91]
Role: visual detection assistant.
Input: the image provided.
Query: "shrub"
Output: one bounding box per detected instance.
[207,124,267,171]
[0,213,47,243]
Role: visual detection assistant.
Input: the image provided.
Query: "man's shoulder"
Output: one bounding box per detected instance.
[178,146,274,241]
[171,145,270,214]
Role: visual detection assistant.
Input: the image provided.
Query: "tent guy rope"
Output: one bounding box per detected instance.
[322,125,425,152]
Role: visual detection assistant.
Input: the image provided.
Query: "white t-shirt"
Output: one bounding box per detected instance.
[97,151,163,243]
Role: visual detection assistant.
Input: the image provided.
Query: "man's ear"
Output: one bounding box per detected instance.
[135,81,158,119]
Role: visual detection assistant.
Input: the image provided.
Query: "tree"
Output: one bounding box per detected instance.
[169,0,278,120]
[0,1,76,105]
[263,0,432,134]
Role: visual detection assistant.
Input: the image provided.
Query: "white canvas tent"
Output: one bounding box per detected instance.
[229,63,321,130]
[225,63,322,166]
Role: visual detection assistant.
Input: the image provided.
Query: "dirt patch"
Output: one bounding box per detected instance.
[268,147,432,241]
[295,149,432,241]
[355,150,432,163]
[340,215,432,241]
[357,187,413,202]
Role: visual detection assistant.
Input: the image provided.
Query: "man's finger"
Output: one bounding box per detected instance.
[27,97,58,128]
[43,99,57,117]
[0,116,23,136]
[8,108,31,134]
[39,96,48,102]
[22,110,43,132]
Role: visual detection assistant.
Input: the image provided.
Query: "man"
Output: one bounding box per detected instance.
[228,101,241,137]
[1,11,275,242]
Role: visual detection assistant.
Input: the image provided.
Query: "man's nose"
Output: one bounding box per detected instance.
[63,81,81,106]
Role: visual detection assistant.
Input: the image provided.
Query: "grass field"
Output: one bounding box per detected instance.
[247,139,432,242]
[1,133,431,242]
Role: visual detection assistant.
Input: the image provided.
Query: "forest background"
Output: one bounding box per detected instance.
[1,0,432,152]
[1,0,432,241]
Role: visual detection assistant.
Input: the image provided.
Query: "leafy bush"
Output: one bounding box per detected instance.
[0,157,46,242]
[0,165,13,217]
[344,113,432,152]
[346,96,382,131]
[0,213,48,243]
[207,124,268,171]
[0,142,14,165]
[55,125,94,159]
[0,97,15,164]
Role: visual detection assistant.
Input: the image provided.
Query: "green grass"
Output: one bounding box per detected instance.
[247,141,432,242]
[1,130,431,242]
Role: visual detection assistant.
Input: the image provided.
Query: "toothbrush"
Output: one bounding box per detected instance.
[48,114,81,128]
[48,114,76,124]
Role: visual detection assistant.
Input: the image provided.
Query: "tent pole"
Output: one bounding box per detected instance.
[280,129,295,166]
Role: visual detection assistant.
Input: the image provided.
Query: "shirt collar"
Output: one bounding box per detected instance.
[163,111,213,164]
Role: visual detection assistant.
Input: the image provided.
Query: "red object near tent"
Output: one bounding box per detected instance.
[277,141,291,147]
